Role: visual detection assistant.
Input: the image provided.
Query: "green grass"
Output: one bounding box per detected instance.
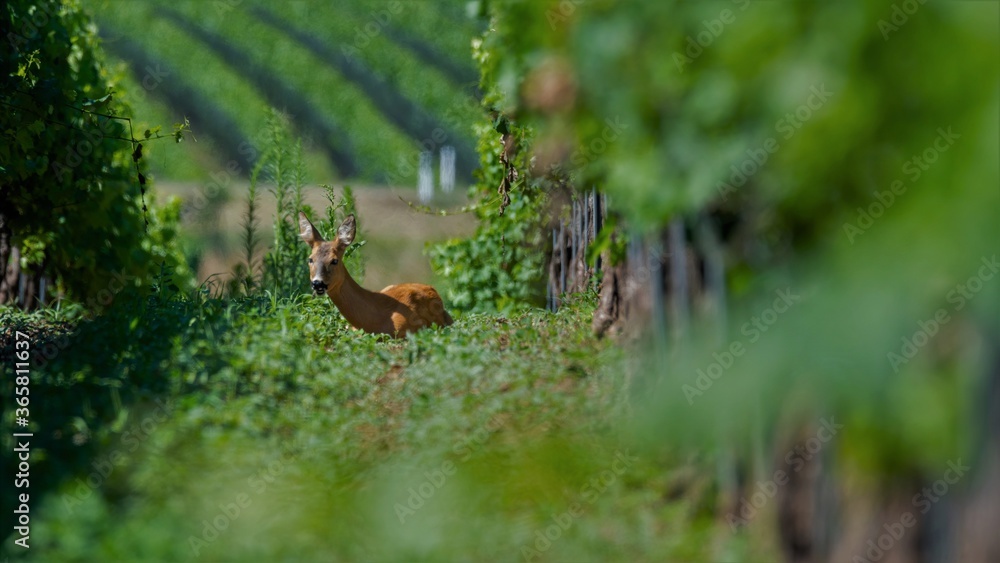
[83,0,336,182]
[271,1,482,131]
[81,0,483,185]
[166,0,419,182]
[338,0,481,81]
[0,290,778,561]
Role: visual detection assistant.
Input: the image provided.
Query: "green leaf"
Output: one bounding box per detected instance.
[15,129,35,151]
[586,216,620,267]
[82,91,114,109]
[492,114,509,135]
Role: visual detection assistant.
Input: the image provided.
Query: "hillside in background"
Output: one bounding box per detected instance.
[83,0,483,188]
[78,0,485,288]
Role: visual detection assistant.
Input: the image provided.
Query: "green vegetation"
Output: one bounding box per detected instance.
[0,0,191,304]
[110,71,207,182]
[2,0,998,560]
[242,111,367,297]
[470,0,999,460]
[428,116,549,313]
[80,0,482,186]
[4,290,773,561]
[0,156,770,557]
[72,0,486,290]
[83,0,337,183]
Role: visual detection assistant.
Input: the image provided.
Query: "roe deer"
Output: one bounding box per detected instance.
[299,212,453,337]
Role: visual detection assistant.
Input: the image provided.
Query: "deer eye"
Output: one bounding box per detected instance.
[331,259,339,266]
[308,258,314,264]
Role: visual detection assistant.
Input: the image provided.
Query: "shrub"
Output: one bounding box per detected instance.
[0,0,190,307]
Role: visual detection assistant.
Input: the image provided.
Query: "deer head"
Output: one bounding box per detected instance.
[299,212,356,296]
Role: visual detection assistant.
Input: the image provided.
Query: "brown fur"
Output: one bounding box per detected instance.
[299,212,453,337]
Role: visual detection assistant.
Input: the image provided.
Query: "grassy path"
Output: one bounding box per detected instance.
[3,293,777,561]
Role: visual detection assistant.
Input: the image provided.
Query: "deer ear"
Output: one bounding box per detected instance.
[299,212,323,245]
[337,214,356,245]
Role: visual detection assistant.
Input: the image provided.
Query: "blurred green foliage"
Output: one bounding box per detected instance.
[480,0,998,477]
[480,0,996,235]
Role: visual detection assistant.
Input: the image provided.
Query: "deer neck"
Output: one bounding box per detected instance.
[327,269,386,332]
